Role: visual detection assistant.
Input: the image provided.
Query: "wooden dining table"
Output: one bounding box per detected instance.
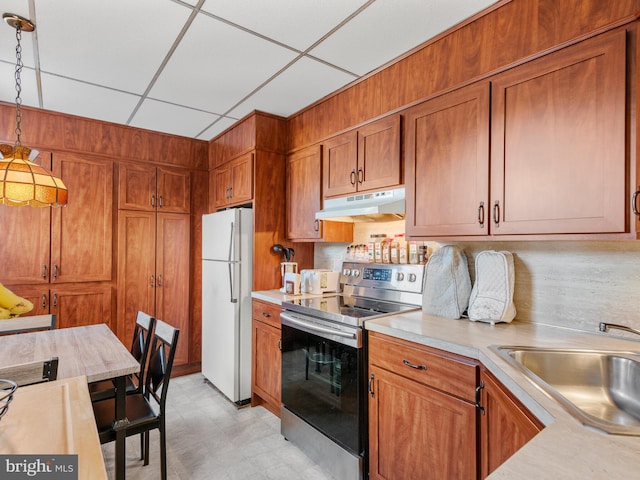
[0,323,139,480]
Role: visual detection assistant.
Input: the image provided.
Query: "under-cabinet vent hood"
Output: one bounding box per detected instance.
[315,187,405,222]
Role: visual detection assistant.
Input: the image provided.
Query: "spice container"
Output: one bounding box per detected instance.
[371,234,386,263]
[409,241,419,264]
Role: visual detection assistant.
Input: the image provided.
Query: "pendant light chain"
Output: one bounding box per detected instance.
[13,21,23,147]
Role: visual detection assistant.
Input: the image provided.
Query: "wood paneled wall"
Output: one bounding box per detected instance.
[0,102,208,169]
[209,111,288,168]
[288,0,640,149]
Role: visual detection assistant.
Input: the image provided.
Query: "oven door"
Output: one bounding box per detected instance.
[281,311,364,456]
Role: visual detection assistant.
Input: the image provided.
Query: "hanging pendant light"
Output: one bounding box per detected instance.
[0,13,67,207]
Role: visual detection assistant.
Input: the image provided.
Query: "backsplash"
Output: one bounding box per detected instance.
[315,228,640,339]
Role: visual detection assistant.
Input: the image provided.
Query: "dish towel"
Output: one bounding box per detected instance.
[422,245,471,319]
[468,250,516,324]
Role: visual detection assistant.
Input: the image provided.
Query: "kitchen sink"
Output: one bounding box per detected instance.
[492,346,640,436]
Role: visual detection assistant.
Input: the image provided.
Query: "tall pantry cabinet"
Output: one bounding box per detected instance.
[117,163,191,366]
[0,150,113,328]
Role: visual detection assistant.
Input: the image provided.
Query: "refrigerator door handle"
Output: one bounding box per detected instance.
[227,221,235,262]
[229,262,238,303]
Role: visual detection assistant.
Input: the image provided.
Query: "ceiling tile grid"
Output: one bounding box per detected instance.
[0,0,497,141]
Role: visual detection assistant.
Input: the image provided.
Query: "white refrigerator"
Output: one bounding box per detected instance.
[201,208,253,404]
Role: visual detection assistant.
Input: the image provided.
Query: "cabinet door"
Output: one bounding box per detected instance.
[51,152,113,283]
[0,151,51,285]
[287,145,322,240]
[116,210,156,345]
[323,131,358,198]
[252,319,281,416]
[405,82,490,237]
[229,152,253,205]
[157,167,190,213]
[369,366,477,480]
[480,370,542,478]
[118,163,156,211]
[357,114,401,193]
[213,166,232,209]
[156,213,190,366]
[490,30,626,235]
[52,283,112,329]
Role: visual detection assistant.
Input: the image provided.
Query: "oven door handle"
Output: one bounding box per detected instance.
[281,312,357,340]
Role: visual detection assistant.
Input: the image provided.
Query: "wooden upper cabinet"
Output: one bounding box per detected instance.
[323,114,401,199]
[480,369,543,478]
[287,145,322,240]
[119,163,190,213]
[213,152,253,209]
[490,29,626,235]
[287,145,353,242]
[323,131,358,197]
[357,115,402,192]
[51,152,113,283]
[405,82,490,237]
[157,167,191,213]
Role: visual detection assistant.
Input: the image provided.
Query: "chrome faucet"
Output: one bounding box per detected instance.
[599,322,640,338]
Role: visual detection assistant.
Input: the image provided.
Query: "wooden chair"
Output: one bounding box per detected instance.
[92,320,179,480]
[89,311,155,402]
[0,357,59,386]
[0,314,56,335]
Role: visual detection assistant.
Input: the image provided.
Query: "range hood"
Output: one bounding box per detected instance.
[315,187,405,222]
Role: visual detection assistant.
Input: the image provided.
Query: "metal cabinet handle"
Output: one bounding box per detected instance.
[151,194,155,208]
[277,338,282,351]
[262,312,271,318]
[41,294,47,309]
[228,186,233,199]
[314,219,320,232]
[368,373,375,398]
[42,264,47,279]
[53,264,58,281]
[52,293,58,308]
[633,187,640,216]
[475,380,485,415]
[493,200,500,227]
[156,274,162,287]
[402,359,427,370]
[357,168,363,184]
[478,202,485,227]
[350,170,356,186]
[158,195,163,208]
[150,274,155,287]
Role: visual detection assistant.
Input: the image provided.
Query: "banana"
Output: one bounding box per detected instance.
[0,282,34,316]
[0,306,11,320]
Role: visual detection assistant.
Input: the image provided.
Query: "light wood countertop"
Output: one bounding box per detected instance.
[0,375,108,479]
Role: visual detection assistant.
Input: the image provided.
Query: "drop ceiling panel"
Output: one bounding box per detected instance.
[309,0,497,76]
[0,0,34,67]
[130,97,220,138]
[200,0,369,51]
[0,63,38,108]
[228,56,356,119]
[34,0,191,94]
[40,73,140,125]
[149,12,298,114]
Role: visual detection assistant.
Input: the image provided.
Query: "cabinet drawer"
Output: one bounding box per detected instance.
[252,300,281,330]
[369,332,477,402]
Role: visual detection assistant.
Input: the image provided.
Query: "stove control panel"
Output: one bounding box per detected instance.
[340,262,425,294]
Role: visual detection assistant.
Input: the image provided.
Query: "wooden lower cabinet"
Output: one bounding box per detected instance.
[251,299,281,416]
[479,368,543,478]
[368,332,544,479]
[368,332,478,479]
[7,283,112,329]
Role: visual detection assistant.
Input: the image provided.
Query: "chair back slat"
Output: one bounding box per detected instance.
[144,319,179,408]
[131,312,155,391]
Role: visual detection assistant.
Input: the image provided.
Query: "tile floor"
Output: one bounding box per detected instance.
[101,373,335,480]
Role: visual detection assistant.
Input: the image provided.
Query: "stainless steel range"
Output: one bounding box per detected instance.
[280,262,425,480]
